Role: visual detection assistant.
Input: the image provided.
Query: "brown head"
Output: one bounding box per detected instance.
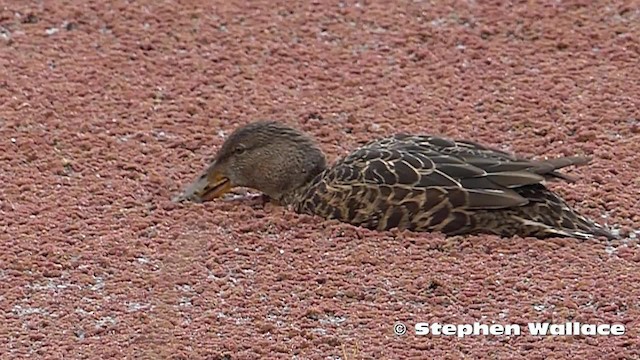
[174,121,327,204]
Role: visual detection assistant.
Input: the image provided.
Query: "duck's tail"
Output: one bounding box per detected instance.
[504,184,617,240]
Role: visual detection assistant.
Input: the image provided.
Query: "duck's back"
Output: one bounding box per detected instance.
[293,134,615,240]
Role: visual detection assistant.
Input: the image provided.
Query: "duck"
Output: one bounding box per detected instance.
[173,120,616,240]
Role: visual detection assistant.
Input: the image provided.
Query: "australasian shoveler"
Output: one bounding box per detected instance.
[173,120,616,240]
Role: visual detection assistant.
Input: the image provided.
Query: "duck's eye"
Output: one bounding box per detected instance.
[234,145,246,155]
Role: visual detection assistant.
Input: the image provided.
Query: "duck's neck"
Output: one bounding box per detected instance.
[277,161,327,207]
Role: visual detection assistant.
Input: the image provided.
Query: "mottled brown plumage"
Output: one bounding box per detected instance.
[174,121,616,240]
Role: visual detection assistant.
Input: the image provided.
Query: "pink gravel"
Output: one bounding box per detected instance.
[1,0,639,359]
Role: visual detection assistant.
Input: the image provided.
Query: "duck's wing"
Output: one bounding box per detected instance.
[356,134,588,182]
[327,134,588,211]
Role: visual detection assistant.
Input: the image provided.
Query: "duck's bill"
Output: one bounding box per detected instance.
[172,169,233,203]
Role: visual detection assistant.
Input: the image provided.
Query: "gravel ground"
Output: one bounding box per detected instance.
[1,0,639,359]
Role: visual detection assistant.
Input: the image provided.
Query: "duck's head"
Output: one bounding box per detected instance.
[174,121,327,203]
